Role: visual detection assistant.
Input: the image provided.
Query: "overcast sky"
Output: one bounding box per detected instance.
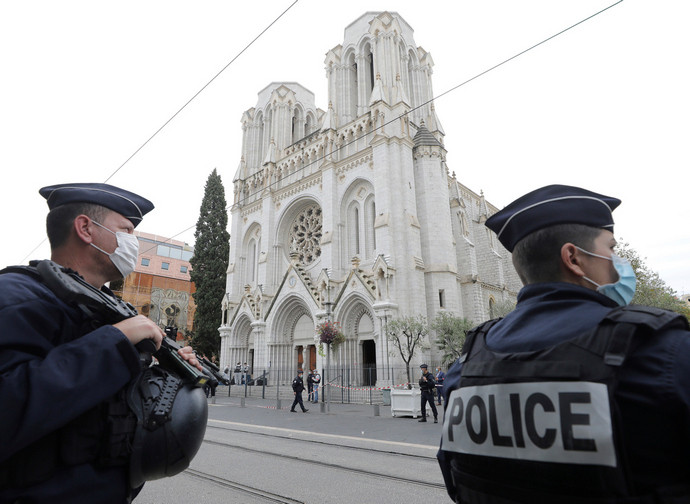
[1,1,688,294]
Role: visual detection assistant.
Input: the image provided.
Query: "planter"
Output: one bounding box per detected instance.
[382,388,391,406]
[390,388,421,418]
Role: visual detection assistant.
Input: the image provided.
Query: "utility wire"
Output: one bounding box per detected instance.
[20,1,299,264]
[223,0,624,207]
[104,0,299,183]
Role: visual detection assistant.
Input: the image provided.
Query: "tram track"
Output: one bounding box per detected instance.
[202,437,445,490]
[206,422,437,460]
[185,468,305,504]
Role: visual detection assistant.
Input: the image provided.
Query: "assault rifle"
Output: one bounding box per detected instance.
[163,326,228,386]
[26,260,210,387]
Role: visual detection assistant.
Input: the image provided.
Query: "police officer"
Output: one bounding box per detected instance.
[290,369,309,413]
[437,185,690,502]
[0,183,203,503]
[418,364,438,423]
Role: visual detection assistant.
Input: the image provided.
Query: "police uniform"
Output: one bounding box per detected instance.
[437,185,690,503]
[418,364,438,423]
[290,371,308,413]
[0,183,153,503]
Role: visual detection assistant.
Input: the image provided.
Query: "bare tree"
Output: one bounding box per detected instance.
[386,315,429,388]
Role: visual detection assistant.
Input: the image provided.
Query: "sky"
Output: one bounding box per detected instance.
[1,1,688,294]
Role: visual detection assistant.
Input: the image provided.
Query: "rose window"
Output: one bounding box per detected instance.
[289,205,322,265]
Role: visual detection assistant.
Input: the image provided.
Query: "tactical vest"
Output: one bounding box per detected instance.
[0,261,207,490]
[441,305,690,504]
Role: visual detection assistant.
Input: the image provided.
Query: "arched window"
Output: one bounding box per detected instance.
[347,202,361,259]
[489,297,496,319]
[364,196,376,258]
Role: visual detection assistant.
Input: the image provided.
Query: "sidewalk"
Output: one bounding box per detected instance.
[205,393,445,451]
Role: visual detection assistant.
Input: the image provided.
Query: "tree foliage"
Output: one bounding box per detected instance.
[189,169,230,358]
[616,241,690,320]
[431,311,475,367]
[386,315,430,388]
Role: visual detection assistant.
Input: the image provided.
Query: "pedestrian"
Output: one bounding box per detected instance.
[0,183,203,503]
[434,366,445,405]
[438,184,690,502]
[312,369,321,403]
[290,369,309,413]
[306,369,315,401]
[233,361,242,387]
[242,361,250,385]
[418,364,438,423]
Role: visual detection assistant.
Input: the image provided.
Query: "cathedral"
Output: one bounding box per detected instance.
[219,11,522,386]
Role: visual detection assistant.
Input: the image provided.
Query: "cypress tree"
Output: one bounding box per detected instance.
[189,169,230,358]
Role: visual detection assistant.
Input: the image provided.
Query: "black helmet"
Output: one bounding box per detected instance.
[127,365,208,488]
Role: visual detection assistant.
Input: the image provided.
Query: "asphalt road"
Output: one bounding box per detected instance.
[135,395,450,503]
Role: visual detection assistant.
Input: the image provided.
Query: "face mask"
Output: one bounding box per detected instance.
[90,220,139,277]
[575,246,637,306]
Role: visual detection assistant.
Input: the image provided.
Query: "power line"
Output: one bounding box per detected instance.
[20,1,299,264]
[225,0,624,205]
[103,0,299,183]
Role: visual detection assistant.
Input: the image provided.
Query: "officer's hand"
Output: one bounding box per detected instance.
[177,345,204,372]
[114,315,164,350]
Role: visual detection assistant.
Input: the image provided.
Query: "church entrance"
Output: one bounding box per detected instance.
[362,339,376,386]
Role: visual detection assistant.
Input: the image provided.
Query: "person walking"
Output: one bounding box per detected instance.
[438,184,690,502]
[435,366,445,405]
[290,369,309,413]
[418,364,438,423]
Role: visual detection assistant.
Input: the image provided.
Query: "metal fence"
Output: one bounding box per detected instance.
[220,364,448,405]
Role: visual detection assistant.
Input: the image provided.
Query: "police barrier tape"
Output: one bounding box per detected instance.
[325,383,412,391]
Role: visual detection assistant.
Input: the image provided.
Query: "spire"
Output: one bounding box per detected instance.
[369,73,387,106]
[262,138,277,166]
[320,101,337,132]
[394,73,410,106]
[233,156,246,183]
[413,120,442,148]
[427,102,445,136]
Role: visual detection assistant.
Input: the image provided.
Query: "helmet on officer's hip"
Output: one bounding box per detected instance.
[126,365,208,488]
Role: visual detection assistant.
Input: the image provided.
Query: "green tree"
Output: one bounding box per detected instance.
[616,241,690,320]
[431,312,475,367]
[189,169,230,358]
[386,315,430,388]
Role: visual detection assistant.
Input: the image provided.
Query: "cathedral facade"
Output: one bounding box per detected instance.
[220,11,522,385]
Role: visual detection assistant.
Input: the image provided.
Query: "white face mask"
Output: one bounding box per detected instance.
[90,220,139,277]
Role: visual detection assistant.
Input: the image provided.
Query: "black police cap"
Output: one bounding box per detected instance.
[39,183,154,228]
[485,184,621,252]
[420,364,428,369]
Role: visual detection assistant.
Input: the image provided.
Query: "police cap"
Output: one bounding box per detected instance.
[39,182,154,228]
[485,184,620,252]
[420,364,428,369]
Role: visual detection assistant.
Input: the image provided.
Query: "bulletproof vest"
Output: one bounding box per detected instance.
[441,305,689,504]
[0,261,207,490]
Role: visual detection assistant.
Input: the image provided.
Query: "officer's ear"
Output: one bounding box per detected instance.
[73,214,95,245]
[561,243,586,279]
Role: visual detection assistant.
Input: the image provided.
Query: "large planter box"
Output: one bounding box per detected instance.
[390,388,421,418]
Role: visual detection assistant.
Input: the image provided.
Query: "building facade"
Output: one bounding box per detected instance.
[111,231,196,340]
[220,11,522,385]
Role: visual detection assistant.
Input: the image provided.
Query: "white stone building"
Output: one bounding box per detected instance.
[220,11,522,385]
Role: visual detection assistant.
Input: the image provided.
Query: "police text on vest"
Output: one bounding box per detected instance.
[441,382,616,467]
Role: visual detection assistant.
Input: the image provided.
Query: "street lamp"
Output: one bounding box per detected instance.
[323,270,334,412]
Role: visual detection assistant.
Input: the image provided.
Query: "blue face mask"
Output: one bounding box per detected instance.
[575,246,637,306]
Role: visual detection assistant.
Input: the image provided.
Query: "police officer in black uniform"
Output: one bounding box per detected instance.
[290,369,309,413]
[437,185,690,503]
[0,183,204,503]
[419,364,438,423]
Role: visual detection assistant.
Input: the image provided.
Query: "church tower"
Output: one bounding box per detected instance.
[220,12,521,386]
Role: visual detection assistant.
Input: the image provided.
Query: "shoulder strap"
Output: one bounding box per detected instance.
[459,318,502,365]
[596,305,689,368]
[1,260,137,325]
